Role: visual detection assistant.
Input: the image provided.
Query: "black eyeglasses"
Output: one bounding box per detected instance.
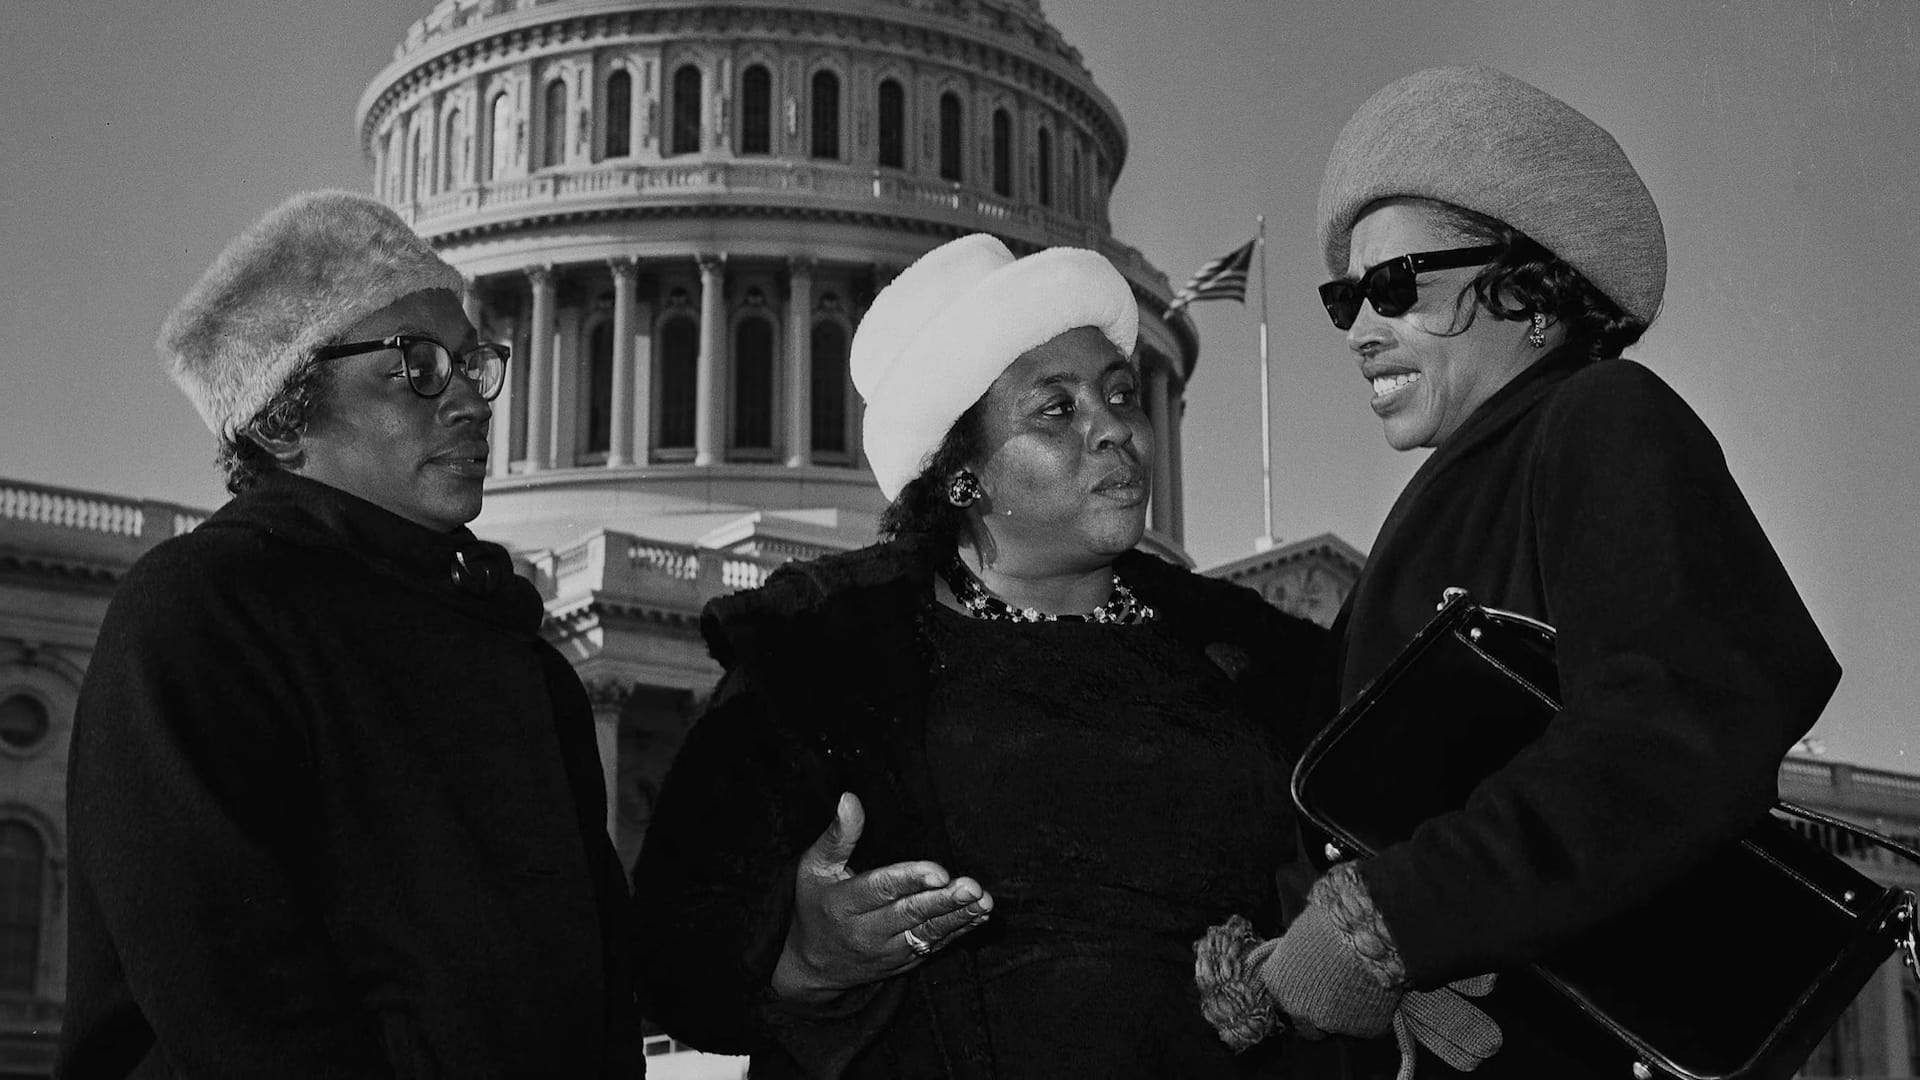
[1317,245,1503,330]
[313,334,510,401]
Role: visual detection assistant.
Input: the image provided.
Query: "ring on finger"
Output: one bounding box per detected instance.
[902,928,934,957]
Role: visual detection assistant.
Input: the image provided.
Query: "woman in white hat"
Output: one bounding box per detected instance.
[1198,67,1840,1079]
[632,234,1325,1078]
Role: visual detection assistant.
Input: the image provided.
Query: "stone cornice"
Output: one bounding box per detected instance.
[358,2,1125,175]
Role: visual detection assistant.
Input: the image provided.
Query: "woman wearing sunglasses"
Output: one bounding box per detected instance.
[1198,67,1839,1078]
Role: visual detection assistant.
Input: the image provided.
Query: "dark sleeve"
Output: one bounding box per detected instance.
[61,549,387,1075]
[1359,364,1840,986]
[629,666,906,1074]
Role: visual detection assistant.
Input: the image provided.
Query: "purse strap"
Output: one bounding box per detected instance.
[1775,799,1920,981]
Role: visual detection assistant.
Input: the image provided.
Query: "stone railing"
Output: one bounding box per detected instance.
[1779,755,1920,875]
[0,478,210,561]
[0,481,147,538]
[392,159,1133,274]
[541,531,804,623]
[393,0,1075,71]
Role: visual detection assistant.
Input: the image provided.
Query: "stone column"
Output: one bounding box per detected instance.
[1168,382,1186,544]
[524,265,556,472]
[631,296,654,465]
[551,306,582,468]
[582,679,628,840]
[1147,364,1174,536]
[489,313,515,476]
[694,253,725,466]
[608,260,638,467]
[784,257,815,467]
[461,278,483,327]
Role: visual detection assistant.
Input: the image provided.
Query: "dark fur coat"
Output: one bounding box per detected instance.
[629,536,1327,1078]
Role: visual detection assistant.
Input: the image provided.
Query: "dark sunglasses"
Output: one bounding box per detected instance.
[314,334,510,401]
[1317,245,1503,329]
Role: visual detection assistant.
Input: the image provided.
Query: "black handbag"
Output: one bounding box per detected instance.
[1292,588,1920,1080]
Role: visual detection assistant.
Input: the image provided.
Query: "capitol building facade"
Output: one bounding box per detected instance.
[1,1,1916,1077]
[347,0,1216,908]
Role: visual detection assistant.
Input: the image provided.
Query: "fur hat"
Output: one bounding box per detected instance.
[1318,66,1666,323]
[852,234,1139,502]
[159,190,466,439]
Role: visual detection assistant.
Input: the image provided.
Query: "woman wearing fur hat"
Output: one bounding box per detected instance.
[631,234,1326,1078]
[1197,67,1839,1078]
[61,191,644,1076]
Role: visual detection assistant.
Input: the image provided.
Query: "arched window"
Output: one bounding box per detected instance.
[810,320,850,455]
[731,317,775,453]
[488,92,513,180]
[585,321,615,456]
[810,70,840,160]
[606,70,632,158]
[655,316,698,452]
[385,128,405,198]
[444,108,467,189]
[938,92,963,181]
[991,108,1012,196]
[671,65,702,156]
[1070,145,1082,216]
[0,822,43,995]
[411,124,430,201]
[543,79,568,168]
[877,79,905,169]
[0,695,49,752]
[740,65,771,155]
[1036,126,1052,207]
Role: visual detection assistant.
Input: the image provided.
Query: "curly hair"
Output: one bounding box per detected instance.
[877,398,990,546]
[1418,200,1649,360]
[214,359,332,494]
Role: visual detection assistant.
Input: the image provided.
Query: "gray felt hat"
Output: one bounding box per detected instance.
[1318,66,1666,324]
[159,190,466,439]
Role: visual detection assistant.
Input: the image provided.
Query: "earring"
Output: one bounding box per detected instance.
[946,470,983,508]
[1526,313,1549,348]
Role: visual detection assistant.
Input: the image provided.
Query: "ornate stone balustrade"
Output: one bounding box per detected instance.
[0,482,147,539]
[0,478,213,583]
[393,159,1159,285]
[539,530,796,630]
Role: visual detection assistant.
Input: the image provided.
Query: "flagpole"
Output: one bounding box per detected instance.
[1256,214,1274,549]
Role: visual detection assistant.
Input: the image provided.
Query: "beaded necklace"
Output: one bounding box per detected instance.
[941,555,1157,625]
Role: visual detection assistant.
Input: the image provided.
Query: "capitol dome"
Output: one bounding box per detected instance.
[358,0,1199,562]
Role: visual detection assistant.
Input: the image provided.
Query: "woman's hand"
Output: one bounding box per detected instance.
[771,792,994,1004]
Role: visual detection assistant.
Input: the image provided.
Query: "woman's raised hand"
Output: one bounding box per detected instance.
[771,792,995,1003]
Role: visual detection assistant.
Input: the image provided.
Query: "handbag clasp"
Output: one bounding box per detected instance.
[1898,892,1919,979]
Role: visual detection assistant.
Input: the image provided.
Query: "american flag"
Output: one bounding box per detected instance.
[1166,237,1256,314]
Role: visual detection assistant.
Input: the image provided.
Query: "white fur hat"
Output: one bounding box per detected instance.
[158,190,466,439]
[852,234,1139,501]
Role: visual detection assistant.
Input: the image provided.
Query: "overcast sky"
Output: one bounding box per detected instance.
[3,0,1914,771]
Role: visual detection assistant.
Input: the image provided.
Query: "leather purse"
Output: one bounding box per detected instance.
[1292,588,1920,1080]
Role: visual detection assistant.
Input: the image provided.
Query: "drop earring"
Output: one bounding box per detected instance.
[946,469,984,508]
[1526,313,1549,348]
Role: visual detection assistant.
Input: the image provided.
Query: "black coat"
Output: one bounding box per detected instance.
[60,473,645,1078]
[629,537,1328,1079]
[1329,346,1841,1078]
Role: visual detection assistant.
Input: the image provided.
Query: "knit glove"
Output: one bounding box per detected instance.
[1255,902,1401,1037]
[1194,903,1399,1050]
[1392,975,1503,1079]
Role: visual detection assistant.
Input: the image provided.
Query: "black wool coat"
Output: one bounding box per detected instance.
[1327,345,1841,1079]
[629,537,1328,1079]
[60,473,645,1078]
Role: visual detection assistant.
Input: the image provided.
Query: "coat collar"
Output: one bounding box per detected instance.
[205,471,544,633]
[1371,341,1593,552]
